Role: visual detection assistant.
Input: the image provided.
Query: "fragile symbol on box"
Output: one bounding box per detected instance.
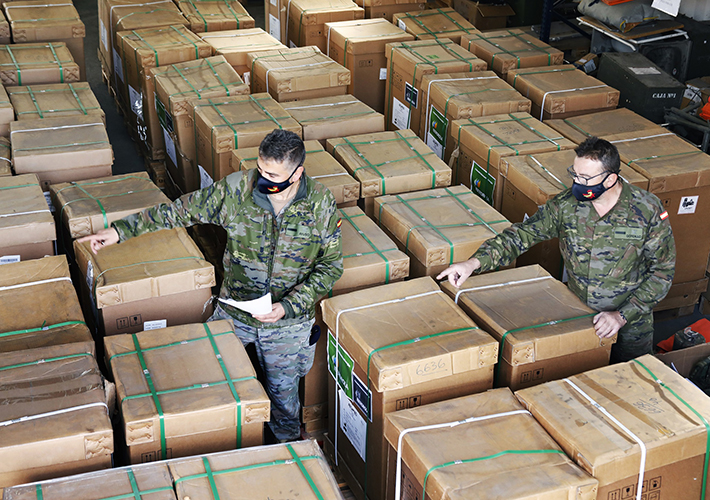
[620,484,635,499]
[678,195,698,215]
[130,314,142,327]
[607,490,619,500]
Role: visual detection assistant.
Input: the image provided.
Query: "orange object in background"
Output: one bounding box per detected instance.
[699,102,710,121]
[601,0,636,4]
[657,318,710,352]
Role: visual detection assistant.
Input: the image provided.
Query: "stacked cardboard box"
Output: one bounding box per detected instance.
[321,277,498,500]
[393,8,479,44]
[506,65,620,121]
[0,138,11,175]
[362,0,425,21]
[105,321,270,463]
[248,46,351,102]
[325,19,414,113]
[74,228,216,335]
[544,107,660,145]
[286,0,364,53]
[453,0,515,30]
[0,84,13,137]
[461,29,564,79]
[384,39,485,134]
[0,9,9,44]
[384,389,598,500]
[7,83,104,123]
[0,43,79,85]
[417,71,531,161]
[177,0,254,32]
[4,0,87,79]
[199,28,285,80]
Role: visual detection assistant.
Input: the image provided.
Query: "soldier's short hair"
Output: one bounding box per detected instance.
[575,137,621,175]
[259,129,306,173]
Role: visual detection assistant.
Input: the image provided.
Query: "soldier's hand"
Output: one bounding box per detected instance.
[77,228,120,255]
[593,311,626,339]
[436,258,481,288]
[253,303,286,323]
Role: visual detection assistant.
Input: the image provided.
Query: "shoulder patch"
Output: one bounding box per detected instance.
[660,211,669,220]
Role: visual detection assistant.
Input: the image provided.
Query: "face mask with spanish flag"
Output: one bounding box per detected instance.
[256,166,299,194]
[571,173,617,202]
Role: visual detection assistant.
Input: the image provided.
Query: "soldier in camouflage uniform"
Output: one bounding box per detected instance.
[438,137,675,363]
[79,130,343,441]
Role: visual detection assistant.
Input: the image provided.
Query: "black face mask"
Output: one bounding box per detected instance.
[572,173,617,202]
[256,166,299,194]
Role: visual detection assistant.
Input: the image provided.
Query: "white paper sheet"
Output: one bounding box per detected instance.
[219,294,272,316]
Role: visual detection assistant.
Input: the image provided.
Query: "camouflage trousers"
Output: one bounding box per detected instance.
[610,311,654,364]
[208,303,316,441]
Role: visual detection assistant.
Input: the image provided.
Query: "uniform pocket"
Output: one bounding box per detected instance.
[609,243,642,279]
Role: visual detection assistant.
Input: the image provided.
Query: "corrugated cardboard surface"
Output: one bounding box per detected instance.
[0,84,14,137]
[326,129,451,198]
[655,277,709,311]
[0,173,55,247]
[544,107,660,145]
[7,83,104,122]
[506,66,620,121]
[454,0,515,30]
[4,0,84,42]
[0,137,11,174]
[177,0,254,32]
[0,343,113,490]
[199,28,285,77]
[169,441,343,499]
[51,172,169,239]
[383,388,598,500]
[0,42,79,85]
[0,9,9,44]
[3,463,176,500]
[392,8,478,44]
[73,227,215,310]
[365,2,425,22]
[516,355,710,499]
[287,0,364,52]
[105,321,270,462]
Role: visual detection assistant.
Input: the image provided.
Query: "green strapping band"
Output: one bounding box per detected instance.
[68,83,88,115]
[109,331,233,362]
[35,485,42,500]
[402,9,473,38]
[204,57,231,95]
[0,352,91,372]
[70,182,109,229]
[4,45,22,85]
[421,449,565,500]
[88,468,175,500]
[627,150,702,165]
[46,43,64,83]
[511,65,576,88]
[15,140,110,153]
[395,130,438,188]
[203,456,221,500]
[26,85,43,118]
[130,30,159,66]
[395,194,456,264]
[0,183,35,190]
[286,443,325,500]
[0,320,86,339]
[561,118,592,138]
[339,210,396,283]
[443,186,501,235]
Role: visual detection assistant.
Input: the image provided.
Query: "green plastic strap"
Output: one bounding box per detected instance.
[0,352,91,372]
[0,183,35,190]
[561,118,592,138]
[443,186,501,235]
[126,469,143,500]
[204,57,230,95]
[632,359,710,499]
[109,331,233,361]
[67,83,88,115]
[286,443,326,500]
[395,194,456,264]
[71,182,109,229]
[26,85,43,118]
[202,456,221,500]
[511,65,576,88]
[395,130,438,188]
[35,485,43,500]
[4,46,21,85]
[187,0,209,31]
[0,320,86,339]
[341,136,386,194]
[172,63,201,103]
[46,43,64,83]
[131,30,159,66]
[339,210,395,283]
[171,25,200,58]
[15,140,109,153]
[403,9,471,38]
[421,449,565,500]
[627,150,702,165]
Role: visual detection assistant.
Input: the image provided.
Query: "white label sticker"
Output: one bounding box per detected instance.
[679,195,699,215]
[651,0,680,17]
[398,19,407,31]
[144,320,167,331]
[129,85,143,119]
[391,96,410,130]
[270,0,277,5]
[269,14,281,42]
[379,68,387,80]
[199,165,214,189]
[629,66,662,76]
[0,255,20,265]
[163,127,177,167]
[243,71,251,87]
[426,131,444,159]
[113,48,124,82]
[339,389,367,461]
[100,19,108,51]
[289,40,296,48]
[86,260,94,295]
[43,191,55,213]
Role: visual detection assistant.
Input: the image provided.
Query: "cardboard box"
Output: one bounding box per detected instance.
[365,1,425,22]
[11,115,113,191]
[73,228,216,335]
[657,338,710,376]
[0,9,9,44]
[461,29,563,79]
[0,42,79,85]
[325,19,414,113]
[683,76,710,107]
[449,112,575,209]
[326,129,451,204]
[248,46,351,102]
[168,441,343,499]
[384,39,486,135]
[516,354,710,500]
[193,93,301,186]
[177,0,254,33]
[2,463,176,500]
[50,172,170,239]
[7,83,104,123]
[0,343,113,490]
[499,149,647,278]
[418,71,531,162]
[4,0,86,79]
[453,0,515,30]
[321,276,498,500]
[0,137,11,175]
[574,52,598,74]
[372,185,511,277]
[393,8,479,45]
[105,321,270,463]
[231,140,360,206]
[654,277,708,311]
[282,95,384,145]
[286,0,364,53]
[544,107,660,145]
[0,80,14,137]
[383,388,598,500]
[199,28,285,79]
[0,174,55,262]
[506,65,620,121]
[264,0,290,45]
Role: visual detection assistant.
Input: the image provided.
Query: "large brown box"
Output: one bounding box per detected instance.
[0,256,93,354]
[50,172,170,239]
[372,185,511,277]
[11,115,113,191]
[199,28,285,79]
[365,0,425,22]
[498,149,647,279]
[417,71,531,162]
[516,355,710,500]
[231,140,360,206]
[544,107,661,145]
[383,389,598,500]
[73,228,216,335]
[325,19,414,113]
[0,137,11,175]
[654,277,709,311]
[393,8,479,45]
[248,46,351,102]
[193,93,301,186]
[442,265,615,390]
[287,0,364,53]
[384,39,485,135]
[0,174,55,262]
[4,0,86,79]
[607,129,710,284]
[0,343,113,491]
[321,277,498,500]
[453,0,515,30]
[0,42,79,85]
[105,321,270,464]
[264,0,289,45]
[0,9,9,44]
[7,83,104,123]
[506,65,620,121]
[461,29,563,79]
[168,441,343,499]
[0,84,13,137]
[282,95,385,145]
[177,0,254,32]
[449,112,575,209]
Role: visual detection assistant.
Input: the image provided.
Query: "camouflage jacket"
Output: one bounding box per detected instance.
[112,169,343,329]
[473,181,676,325]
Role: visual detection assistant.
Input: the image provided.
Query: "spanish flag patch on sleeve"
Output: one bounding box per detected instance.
[660,211,668,220]
[336,218,342,228]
